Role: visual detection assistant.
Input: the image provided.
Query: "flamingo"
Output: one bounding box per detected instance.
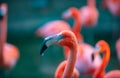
[79,0,99,26]
[116,38,120,62]
[35,7,82,40]
[40,30,78,78]
[92,40,120,78]
[101,0,120,16]
[0,3,19,71]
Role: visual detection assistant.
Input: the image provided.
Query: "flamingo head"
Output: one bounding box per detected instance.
[62,7,79,19]
[0,3,7,20]
[0,7,4,19]
[40,30,77,55]
[40,32,64,55]
[91,45,101,61]
[92,40,109,61]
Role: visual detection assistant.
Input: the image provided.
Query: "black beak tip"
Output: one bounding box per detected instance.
[40,50,43,55]
[40,43,48,56]
[0,9,4,20]
[0,15,3,20]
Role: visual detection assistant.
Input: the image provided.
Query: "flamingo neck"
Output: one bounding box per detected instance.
[62,42,77,78]
[94,45,110,78]
[0,4,7,67]
[72,9,81,34]
[55,61,66,78]
[72,9,82,41]
[88,0,96,7]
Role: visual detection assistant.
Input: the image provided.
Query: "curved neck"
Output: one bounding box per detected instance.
[94,45,110,78]
[88,0,96,7]
[62,42,77,78]
[72,9,81,34]
[55,61,66,78]
[0,4,7,67]
[72,9,82,41]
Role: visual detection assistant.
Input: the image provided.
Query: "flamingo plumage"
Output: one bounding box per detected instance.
[80,0,99,26]
[101,0,120,16]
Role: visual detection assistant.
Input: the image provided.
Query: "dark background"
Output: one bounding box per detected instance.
[3,0,120,78]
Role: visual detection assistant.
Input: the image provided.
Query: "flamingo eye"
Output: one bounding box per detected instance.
[91,53,94,62]
[92,46,100,62]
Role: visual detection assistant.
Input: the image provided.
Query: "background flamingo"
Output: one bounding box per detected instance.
[35,20,71,37]
[0,3,19,73]
[35,7,81,40]
[116,38,120,62]
[80,0,99,26]
[40,30,78,78]
[0,3,8,69]
[92,40,120,78]
[62,7,83,41]
[101,0,120,16]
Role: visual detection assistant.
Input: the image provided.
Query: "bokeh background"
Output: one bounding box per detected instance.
[3,0,120,78]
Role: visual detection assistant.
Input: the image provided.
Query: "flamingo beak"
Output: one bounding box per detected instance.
[62,10,72,19]
[40,34,63,55]
[0,7,6,20]
[0,8,4,20]
[92,46,100,62]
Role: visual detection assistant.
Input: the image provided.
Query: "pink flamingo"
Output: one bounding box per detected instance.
[80,0,99,26]
[35,20,71,37]
[116,38,120,62]
[35,7,82,41]
[0,3,19,70]
[40,30,78,78]
[101,0,120,16]
[92,40,120,78]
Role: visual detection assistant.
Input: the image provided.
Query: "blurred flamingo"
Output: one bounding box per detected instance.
[35,7,82,41]
[116,38,120,62]
[101,0,120,16]
[0,3,19,71]
[80,0,99,26]
[35,20,71,37]
[92,40,120,78]
[40,30,78,78]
